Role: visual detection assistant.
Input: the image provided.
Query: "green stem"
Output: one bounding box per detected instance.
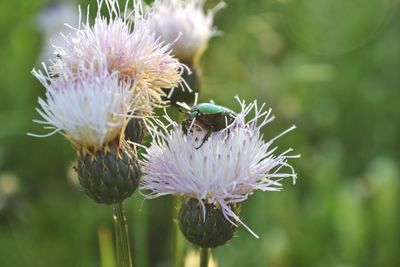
[113,201,133,267]
[173,196,184,267]
[132,193,149,267]
[199,248,210,267]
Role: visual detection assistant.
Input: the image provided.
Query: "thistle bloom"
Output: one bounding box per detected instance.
[51,0,184,113]
[148,0,226,64]
[30,62,142,204]
[30,64,134,152]
[141,98,299,237]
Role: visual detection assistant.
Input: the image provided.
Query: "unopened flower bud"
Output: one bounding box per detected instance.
[76,142,141,204]
[179,198,238,248]
[124,118,146,144]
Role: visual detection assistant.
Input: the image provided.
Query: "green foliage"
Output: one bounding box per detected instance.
[0,0,399,266]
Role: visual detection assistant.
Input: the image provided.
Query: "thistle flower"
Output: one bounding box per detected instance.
[30,64,141,204]
[148,0,226,64]
[30,64,133,152]
[148,0,225,105]
[140,97,299,245]
[51,0,184,113]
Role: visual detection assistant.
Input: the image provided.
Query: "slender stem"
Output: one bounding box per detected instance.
[132,193,149,267]
[98,226,116,267]
[199,248,210,267]
[113,201,133,267]
[173,196,184,267]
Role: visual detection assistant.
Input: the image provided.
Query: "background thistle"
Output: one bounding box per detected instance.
[148,0,225,106]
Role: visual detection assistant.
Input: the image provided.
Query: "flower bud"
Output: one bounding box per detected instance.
[124,118,146,144]
[76,142,141,204]
[179,198,238,248]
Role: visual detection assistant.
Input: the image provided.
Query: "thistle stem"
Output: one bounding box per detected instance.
[199,248,210,267]
[113,201,133,267]
[173,196,184,267]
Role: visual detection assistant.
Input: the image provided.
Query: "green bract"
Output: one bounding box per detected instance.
[77,142,141,204]
[179,198,238,248]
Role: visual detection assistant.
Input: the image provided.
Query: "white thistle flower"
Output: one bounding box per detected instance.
[51,0,185,113]
[29,64,134,152]
[148,0,226,63]
[140,97,299,237]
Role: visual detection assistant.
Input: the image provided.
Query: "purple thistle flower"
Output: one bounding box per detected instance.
[148,0,226,64]
[29,64,134,151]
[140,97,300,237]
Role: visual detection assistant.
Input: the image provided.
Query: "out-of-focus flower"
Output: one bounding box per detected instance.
[141,97,299,244]
[0,172,19,197]
[30,65,134,152]
[148,0,226,64]
[184,249,218,267]
[0,172,20,212]
[51,0,185,113]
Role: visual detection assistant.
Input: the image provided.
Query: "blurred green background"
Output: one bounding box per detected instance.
[1,0,399,266]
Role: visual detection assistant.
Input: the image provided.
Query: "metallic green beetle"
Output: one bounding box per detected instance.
[182,103,237,149]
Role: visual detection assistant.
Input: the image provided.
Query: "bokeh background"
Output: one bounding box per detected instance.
[1,0,400,266]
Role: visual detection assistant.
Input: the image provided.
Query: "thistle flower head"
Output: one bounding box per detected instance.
[51,0,184,113]
[77,140,141,204]
[141,97,299,237]
[148,0,226,63]
[30,64,134,152]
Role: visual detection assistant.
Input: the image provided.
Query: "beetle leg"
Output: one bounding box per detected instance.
[181,121,188,135]
[195,126,213,149]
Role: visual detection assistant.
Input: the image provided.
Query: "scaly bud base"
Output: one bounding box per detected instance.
[179,198,237,248]
[77,142,141,204]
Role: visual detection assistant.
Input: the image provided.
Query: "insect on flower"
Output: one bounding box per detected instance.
[181,102,236,149]
[141,96,299,245]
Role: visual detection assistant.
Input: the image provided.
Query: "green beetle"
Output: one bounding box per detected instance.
[182,103,236,149]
